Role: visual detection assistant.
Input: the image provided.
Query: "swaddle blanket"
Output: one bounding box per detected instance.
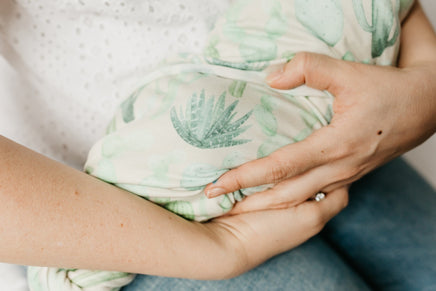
[28,0,413,290]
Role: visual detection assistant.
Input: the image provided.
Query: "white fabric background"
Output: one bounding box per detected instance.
[0,1,434,290]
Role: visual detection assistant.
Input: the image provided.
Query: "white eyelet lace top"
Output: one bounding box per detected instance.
[0,0,230,169]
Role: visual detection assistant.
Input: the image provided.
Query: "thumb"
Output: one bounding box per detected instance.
[266,52,346,94]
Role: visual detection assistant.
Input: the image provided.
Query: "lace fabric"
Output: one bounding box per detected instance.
[0,0,230,168]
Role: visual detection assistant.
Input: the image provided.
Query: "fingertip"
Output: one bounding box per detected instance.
[205,186,227,198]
[266,70,284,85]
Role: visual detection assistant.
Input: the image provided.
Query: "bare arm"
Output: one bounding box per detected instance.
[0,136,236,279]
[0,135,346,279]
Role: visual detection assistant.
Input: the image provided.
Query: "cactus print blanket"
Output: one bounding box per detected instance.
[28,0,414,290]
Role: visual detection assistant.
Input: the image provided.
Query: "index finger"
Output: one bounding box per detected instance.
[204,127,339,198]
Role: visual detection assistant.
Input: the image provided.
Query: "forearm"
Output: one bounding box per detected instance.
[396,1,436,139]
[399,1,436,66]
[0,136,240,279]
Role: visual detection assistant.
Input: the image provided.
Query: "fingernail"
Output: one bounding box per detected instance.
[266,70,283,84]
[205,187,226,198]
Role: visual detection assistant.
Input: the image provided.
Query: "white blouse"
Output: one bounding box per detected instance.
[0,0,230,169]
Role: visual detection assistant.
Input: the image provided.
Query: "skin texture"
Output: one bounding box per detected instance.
[0,135,346,279]
[205,2,436,215]
[0,1,433,280]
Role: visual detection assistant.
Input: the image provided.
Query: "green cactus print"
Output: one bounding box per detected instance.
[325,104,334,123]
[257,134,292,158]
[399,0,414,19]
[180,163,227,191]
[352,0,400,58]
[152,73,206,119]
[170,90,252,149]
[91,159,117,183]
[165,201,195,220]
[295,0,344,46]
[254,105,277,136]
[142,151,184,187]
[120,87,141,123]
[300,106,321,129]
[342,51,356,62]
[254,94,278,133]
[222,151,248,169]
[281,51,296,62]
[220,0,288,64]
[106,117,117,134]
[265,1,289,38]
[219,195,234,211]
[204,35,220,59]
[228,80,247,98]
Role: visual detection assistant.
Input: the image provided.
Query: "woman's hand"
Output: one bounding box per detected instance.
[208,186,348,278]
[204,3,436,214]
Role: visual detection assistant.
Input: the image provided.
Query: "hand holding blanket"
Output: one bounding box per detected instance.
[28,0,412,289]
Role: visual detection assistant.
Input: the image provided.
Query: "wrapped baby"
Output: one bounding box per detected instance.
[28,0,413,290]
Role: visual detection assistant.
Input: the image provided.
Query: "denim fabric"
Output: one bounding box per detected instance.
[322,158,436,291]
[124,236,370,291]
[123,158,435,291]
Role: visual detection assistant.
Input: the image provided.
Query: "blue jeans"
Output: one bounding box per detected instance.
[123,158,436,291]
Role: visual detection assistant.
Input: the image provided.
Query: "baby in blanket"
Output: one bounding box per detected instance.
[28,0,414,290]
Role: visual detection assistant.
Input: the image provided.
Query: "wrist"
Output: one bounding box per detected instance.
[401,63,436,133]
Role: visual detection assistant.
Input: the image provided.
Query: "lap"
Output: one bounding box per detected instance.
[123,158,435,291]
[323,158,436,290]
[123,236,369,291]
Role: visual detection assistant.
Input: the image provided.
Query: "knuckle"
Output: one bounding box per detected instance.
[332,167,360,184]
[306,208,326,230]
[230,165,250,189]
[264,154,290,183]
[292,52,315,74]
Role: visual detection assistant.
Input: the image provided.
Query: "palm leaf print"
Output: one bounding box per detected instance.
[170,90,252,149]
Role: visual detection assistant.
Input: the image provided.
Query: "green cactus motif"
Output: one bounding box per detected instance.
[204,35,220,59]
[228,80,247,98]
[152,72,206,119]
[120,86,142,123]
[180,163,227,191]
[325,104,334,123]
[399,0,414,19]
[295,0,344,47]
[352,0,400,58]
[165,201,195,220]
[106,117,117,134]
[291,106,323,142]
[219,195,234,212]
[206,0,288,68]
[222,151,248,169]
[342,51,356,62]
[254,104,277,136]
[91,159,117,183]
[281,51,296,62]
[257,134,292,158]
[142,151,184,187]
[254,95,278,137]
[170,90,253,149]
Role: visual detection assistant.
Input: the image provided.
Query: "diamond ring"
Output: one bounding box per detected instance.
[314,192,326,202]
